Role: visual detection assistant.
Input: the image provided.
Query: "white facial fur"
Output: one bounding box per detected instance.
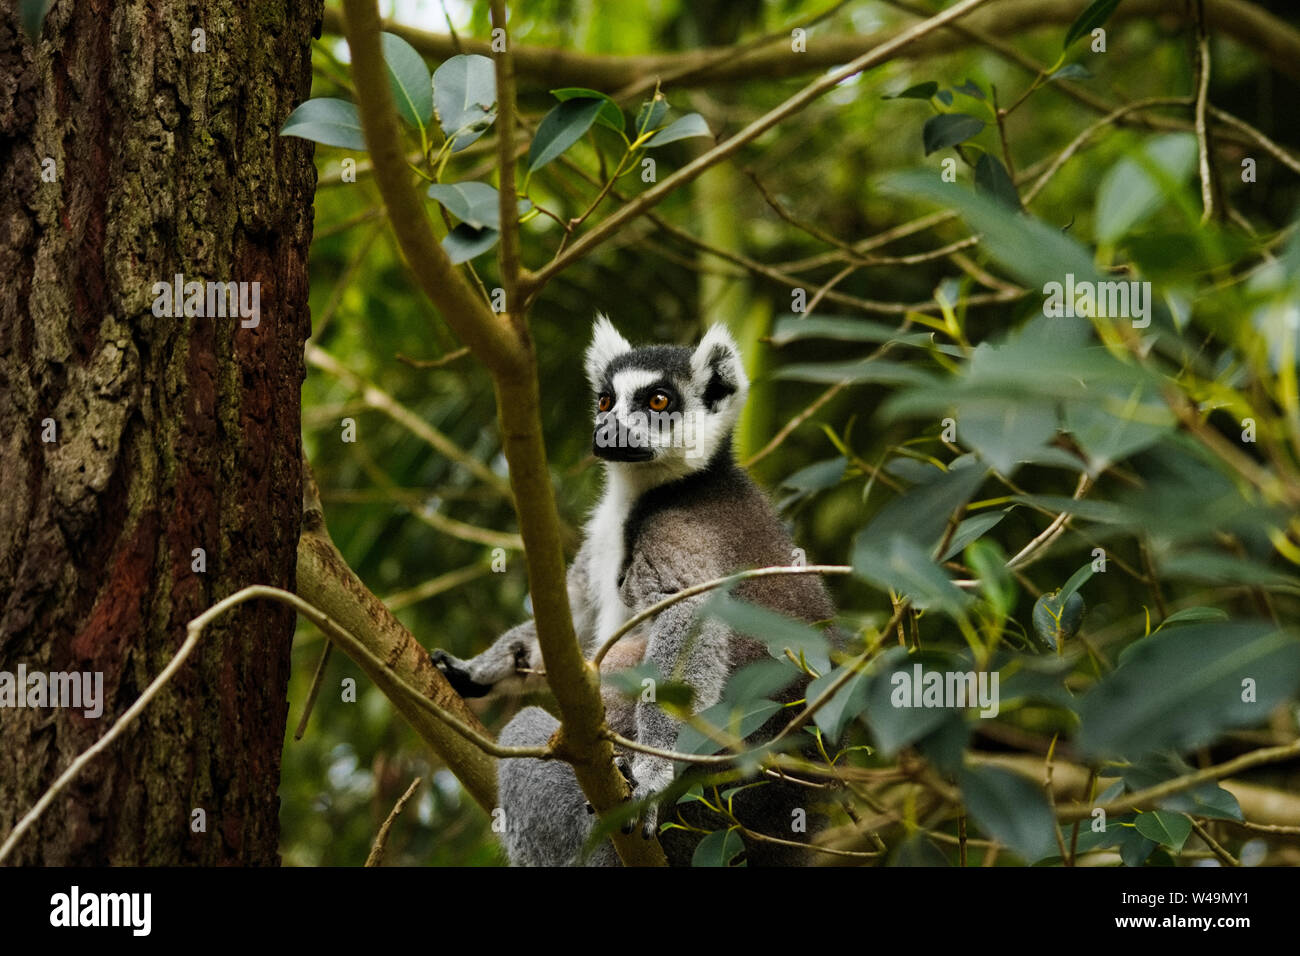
[585,313,632,392]
[584,315,748,490]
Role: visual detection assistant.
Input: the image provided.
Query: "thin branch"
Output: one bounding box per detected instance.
[293,640,334,741]
[743,382,846,469]
[395,346,471,369]
[591,564,852,668]
[490,0,527,319]
[1207,104,1300,176]
[306,343,515,502]
[365,777,422,866]
[352,445,523,550]
[521,0,998,297]
[1193,0,1215,224]
[1022,98,1194,205]
[1056,738,1300,821]
[734,822,883,860]
[383,562,493,613]
[1189,818,1240,867]
[1005,472,1092,570]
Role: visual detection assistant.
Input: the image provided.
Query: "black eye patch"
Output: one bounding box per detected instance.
[632,383,679,411]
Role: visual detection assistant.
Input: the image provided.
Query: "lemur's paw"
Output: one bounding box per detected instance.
[429,649,492,699]
[614,754,635,785]
[625,757,674,840]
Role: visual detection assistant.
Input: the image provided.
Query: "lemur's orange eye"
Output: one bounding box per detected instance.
[597,394,612,412]
[648,391,670,412]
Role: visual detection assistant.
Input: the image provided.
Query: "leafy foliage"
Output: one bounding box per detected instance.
[287,0,1300,868]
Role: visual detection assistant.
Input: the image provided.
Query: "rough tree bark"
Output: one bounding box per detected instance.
[0,0,320,864]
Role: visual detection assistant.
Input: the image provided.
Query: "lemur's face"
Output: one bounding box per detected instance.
[585,314,749,480]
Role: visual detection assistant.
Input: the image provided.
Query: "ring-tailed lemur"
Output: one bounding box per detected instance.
[432,315,837,866]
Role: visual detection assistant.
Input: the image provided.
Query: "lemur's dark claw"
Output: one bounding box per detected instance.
[613,755,636,788]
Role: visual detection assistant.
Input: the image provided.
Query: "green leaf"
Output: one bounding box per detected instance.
[426,181,500,230]
[773,359,937,386]
[954,395,1058,474]
[882,81,938,100]
[966,538,1016,618]
[603,664,694,708]
[441,224,500,264]
[882,171,1103,290]
[856,535,972,616]
[529,98,605,172]
[941,510,1008,561]
[1058,563,1096,605]
[862,648,964,753]
[1157,606,1230,629]
[1133,811,1192,851]
[645,113,711,147]
[692,828,746,867]
[770,315,927,346]
[675,698,784,757]
[380,32,434,129]
[891,834,950,866]
[1011,494,1131,525]
[780,457,846,492]
[1064,0,1124,50]
[936,89,954,106]
[916,713,972,776]
[996,652,1076,708]
[1050,63,1093,82]
[280,98,368,150]
[20,0,53,40]
[1063,382,1175,473]
[703,595,831,675]
[723,659,803,708]
[862,461,988,556]
[1032,590,1085,650]
[1118,755,1243,822]
[921,113,986,155]
[956,78,985,101]
[676,784,706,805]
[974,152,1022,211]
[636,95,669,135]
[1159,551,1300,592]
[1094,133,1198,244]
[552,87,624,133]
[959,765,1060,862]
[806,664,871,745]
[1117,826,1156,866]
[433,54,497,151]
[1076,621,1300,760]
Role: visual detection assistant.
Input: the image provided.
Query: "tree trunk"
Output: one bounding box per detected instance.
[0,0,319,864]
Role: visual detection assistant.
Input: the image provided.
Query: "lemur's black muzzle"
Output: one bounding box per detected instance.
[592,422,654,462]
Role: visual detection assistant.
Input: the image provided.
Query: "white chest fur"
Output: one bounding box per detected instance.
[585,471,636,646]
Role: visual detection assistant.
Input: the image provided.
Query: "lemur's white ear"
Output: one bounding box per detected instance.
[691,322,749,411]
[585,313,632,390]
